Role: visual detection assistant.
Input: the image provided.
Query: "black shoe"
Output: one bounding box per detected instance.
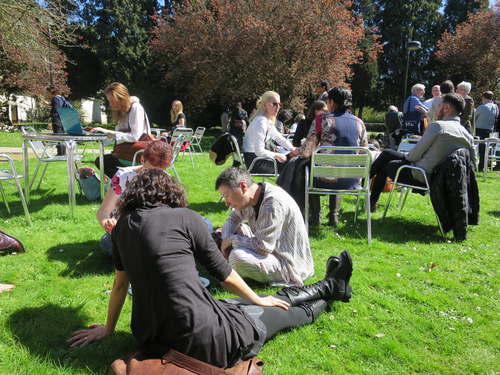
[329,251,353,286]
[325,256,340,279]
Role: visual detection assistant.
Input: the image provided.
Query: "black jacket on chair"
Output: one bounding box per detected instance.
[209,133,241,167]
[430,148,479,241]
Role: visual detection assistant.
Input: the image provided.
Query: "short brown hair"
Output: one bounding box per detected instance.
[144,140,173,169]
[442,93,465,115]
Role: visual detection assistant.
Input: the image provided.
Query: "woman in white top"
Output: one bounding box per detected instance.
[91,82,151,177]
[243,91,295,174]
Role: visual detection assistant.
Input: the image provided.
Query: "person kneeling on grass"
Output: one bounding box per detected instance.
[216,167,314,287]
[68,168,353,370]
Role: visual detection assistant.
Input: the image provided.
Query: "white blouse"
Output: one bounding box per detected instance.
[243,115,293,158]
[115,96,150,144]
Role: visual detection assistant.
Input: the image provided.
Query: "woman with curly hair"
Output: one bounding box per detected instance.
[68,168,353,371]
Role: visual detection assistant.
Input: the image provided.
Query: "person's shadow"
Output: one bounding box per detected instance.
[8,304,135,373]
[46,240,112,278]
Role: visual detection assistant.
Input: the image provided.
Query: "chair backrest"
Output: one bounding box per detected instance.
[0,153,19,180]
[194,127,206,139]
[172,128,194,142]
[228,134,245,168]
[309,146,372,190]
[171,134,185,163]
[21,126,49,158]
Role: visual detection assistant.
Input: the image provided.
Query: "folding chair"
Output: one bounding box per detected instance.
[21,126,82,190]
[0,154,32,225]
[191,127,206,153]
[168,134,185,182]
[487,138,500,170]
[172,128,195,167]
[227,134,279,179]
[382,164,445,237]
[305,146,372,244]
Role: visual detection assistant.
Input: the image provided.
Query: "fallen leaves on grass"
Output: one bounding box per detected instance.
[374,333,385,338]
[0,283,15,293]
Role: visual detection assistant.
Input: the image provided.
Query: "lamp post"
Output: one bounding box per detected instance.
[48,23,53,87]
[402,39,421,107]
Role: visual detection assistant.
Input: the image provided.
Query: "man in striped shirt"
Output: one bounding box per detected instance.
[216,168,314,286]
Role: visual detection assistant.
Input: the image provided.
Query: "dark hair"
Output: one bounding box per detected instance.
[317,80,329,90]
[306,100,328,120]
[327,86,352,112]
[215,167,254,190]
[440,80,455,94]
[277,109,293,124]
[442,93,465,115]
[117,169,187,216]
[46,86,57,94]
[144,140,173,169]
[482,91,494,100]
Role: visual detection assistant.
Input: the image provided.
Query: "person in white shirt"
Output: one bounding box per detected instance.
[216,167,314,286]
[243,91,295,174]
[424,85,441,112]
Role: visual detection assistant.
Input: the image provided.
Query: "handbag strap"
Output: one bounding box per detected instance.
[163,350,229,375]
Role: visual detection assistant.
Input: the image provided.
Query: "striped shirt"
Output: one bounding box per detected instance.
[222,183,314,286]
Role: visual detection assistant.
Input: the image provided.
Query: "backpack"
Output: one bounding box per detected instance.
[76,167,101,201]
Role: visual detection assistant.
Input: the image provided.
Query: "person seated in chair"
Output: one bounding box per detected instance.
[370,93,475,211]
[216,167,313,286]
[289,86,368,227]
[68,168,353,371]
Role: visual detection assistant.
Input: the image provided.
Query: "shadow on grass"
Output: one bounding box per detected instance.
[335,211,443,243]
[47,240,112,278]
[188,201,228,215]
[488,210,500,218]
[8,304,135,373]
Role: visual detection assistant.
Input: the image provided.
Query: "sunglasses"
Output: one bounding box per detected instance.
[270,102,281,108]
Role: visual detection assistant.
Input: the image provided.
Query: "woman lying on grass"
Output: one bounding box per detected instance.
[68,168,353,369]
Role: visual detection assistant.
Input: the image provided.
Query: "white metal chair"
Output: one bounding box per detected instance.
[382,164,445,237]
[172,128,195,167]
[487,138,500,170]
[21,126,82,190]
[132,149,145,166]
[191,127,206,153]
[305,146,372,244]
[227,134,279,178]
[0,154,32,225]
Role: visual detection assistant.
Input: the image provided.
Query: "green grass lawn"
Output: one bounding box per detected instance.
[0,149,498,375]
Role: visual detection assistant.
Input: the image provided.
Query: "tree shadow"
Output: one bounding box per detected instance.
[46,240,113,278]
[488,210,500,218]
[188,201,228,215]
[8,304,135,373]
[334,211,444,243]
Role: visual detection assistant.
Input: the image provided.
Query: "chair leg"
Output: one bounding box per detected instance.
[305,191,309,232]
[354,196,360,222]
[0,182,11,214]
[36,163,49,190]
[30,160,43,191]
[382,186,397,220]
[14,176,32,226]
[366,193,372,245]
[188,147,195,167]
[399,187,410,214]
[427,194,446,238]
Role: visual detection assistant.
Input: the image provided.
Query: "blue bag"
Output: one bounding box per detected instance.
[76,167,101,201]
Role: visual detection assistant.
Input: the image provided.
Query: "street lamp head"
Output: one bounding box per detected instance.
[407,40,421,51]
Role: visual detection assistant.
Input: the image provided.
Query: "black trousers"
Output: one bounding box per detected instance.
[52,121,66,156]
[476,128,490,171]
[95,154,127,178]
[370,149,424,204]
[244,152,285,174]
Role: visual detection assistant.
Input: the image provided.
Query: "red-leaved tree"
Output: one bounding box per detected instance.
[151,0,372,110]
[435,5,500,100]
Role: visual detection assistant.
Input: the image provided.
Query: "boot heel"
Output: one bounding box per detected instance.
[341,285,352,303]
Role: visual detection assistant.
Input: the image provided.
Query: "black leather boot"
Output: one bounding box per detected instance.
[277,251,353,305]
[297,299,328,323]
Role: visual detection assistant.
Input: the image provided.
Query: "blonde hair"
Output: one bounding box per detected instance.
[250,91,280,122]
[170,100,184,124]
[104,82,132,123]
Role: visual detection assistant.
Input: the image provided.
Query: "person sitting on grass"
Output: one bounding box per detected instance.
[370,93,475,211]
[67,168,353,371]
[96,140,172,256]
[216,167,314,286]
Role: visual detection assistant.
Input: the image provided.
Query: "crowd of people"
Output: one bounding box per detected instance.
[59,78,498,373]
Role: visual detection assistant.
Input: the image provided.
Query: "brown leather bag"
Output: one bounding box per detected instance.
[109,349,264,375]
[112,133,156,162]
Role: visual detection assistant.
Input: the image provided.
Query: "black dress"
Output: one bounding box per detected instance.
[111,204,259,368]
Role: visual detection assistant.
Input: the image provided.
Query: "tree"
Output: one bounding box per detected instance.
[151,0,371,112]
[435,6,500,100]
[373,0,442,108]
[442,0,488,34]
[0,0,74,96]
